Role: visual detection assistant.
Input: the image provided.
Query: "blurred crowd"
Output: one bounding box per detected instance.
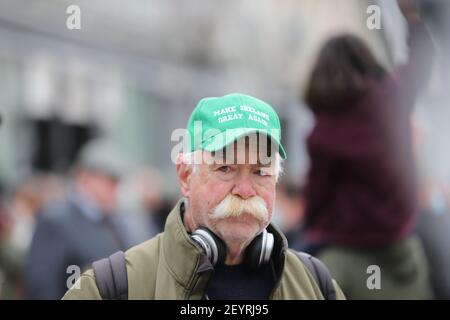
[1,0,450,300]
[0,140,175,299]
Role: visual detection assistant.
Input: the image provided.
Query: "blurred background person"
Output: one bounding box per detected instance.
[8,174,66,254]
[1,174,65,299]
[24,139,140,299]
[413,118,450,299]
[0,186,23,299]
[272,180,306,249]
[415,179,450,299]
[299,0,435,299]
[117,166,172,243]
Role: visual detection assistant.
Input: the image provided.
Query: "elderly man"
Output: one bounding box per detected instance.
[63,93,345,300]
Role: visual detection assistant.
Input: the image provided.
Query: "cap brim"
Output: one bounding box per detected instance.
[200,128,286,159]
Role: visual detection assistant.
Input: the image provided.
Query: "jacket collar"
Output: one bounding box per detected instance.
[162,198,289,290]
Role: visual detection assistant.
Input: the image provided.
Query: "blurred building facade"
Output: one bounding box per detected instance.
[0,0,400,192]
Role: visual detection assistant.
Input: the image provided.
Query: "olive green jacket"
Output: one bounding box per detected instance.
[63,200,345,300]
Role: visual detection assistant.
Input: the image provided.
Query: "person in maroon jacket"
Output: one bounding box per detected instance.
[300,1,436,299]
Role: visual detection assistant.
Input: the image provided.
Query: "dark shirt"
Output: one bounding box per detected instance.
[206,263,275,300]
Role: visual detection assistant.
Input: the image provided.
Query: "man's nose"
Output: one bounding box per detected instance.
[231,173,257,200]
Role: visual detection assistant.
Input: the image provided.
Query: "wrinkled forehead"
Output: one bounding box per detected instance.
[204,133,277,166]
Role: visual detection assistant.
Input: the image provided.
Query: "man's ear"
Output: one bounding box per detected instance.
[176,154,192,198]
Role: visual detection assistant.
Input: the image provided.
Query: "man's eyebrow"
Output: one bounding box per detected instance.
[208,162,221,167]
[258,163,272,167]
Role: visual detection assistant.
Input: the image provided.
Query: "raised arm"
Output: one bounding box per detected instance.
[397,0,435,96]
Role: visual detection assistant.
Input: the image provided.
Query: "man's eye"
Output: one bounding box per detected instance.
[255,169,271,176]
[218,166,231,173]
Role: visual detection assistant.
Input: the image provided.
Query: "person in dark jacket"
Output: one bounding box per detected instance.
[24,139,138,299]
[300,0,435,299]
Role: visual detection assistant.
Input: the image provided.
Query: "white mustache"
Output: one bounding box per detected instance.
[211,194,269,222]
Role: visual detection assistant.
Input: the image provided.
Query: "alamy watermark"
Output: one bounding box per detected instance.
[366,265,381,290]
[66,5,81,30]
[66,265,81,290]
[366,5,382,30]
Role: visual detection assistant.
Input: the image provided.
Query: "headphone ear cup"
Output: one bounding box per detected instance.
[191,227,226,266]
[211,232,227,266]
[244,229,274,270]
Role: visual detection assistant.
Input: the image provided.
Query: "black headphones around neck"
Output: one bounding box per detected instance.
[190,227,275,270]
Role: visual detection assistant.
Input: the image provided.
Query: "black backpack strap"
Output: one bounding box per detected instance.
[291,250,337,300]
[92,250,128,300]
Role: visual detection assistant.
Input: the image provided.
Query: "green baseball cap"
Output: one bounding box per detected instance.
[187,93,286,159]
